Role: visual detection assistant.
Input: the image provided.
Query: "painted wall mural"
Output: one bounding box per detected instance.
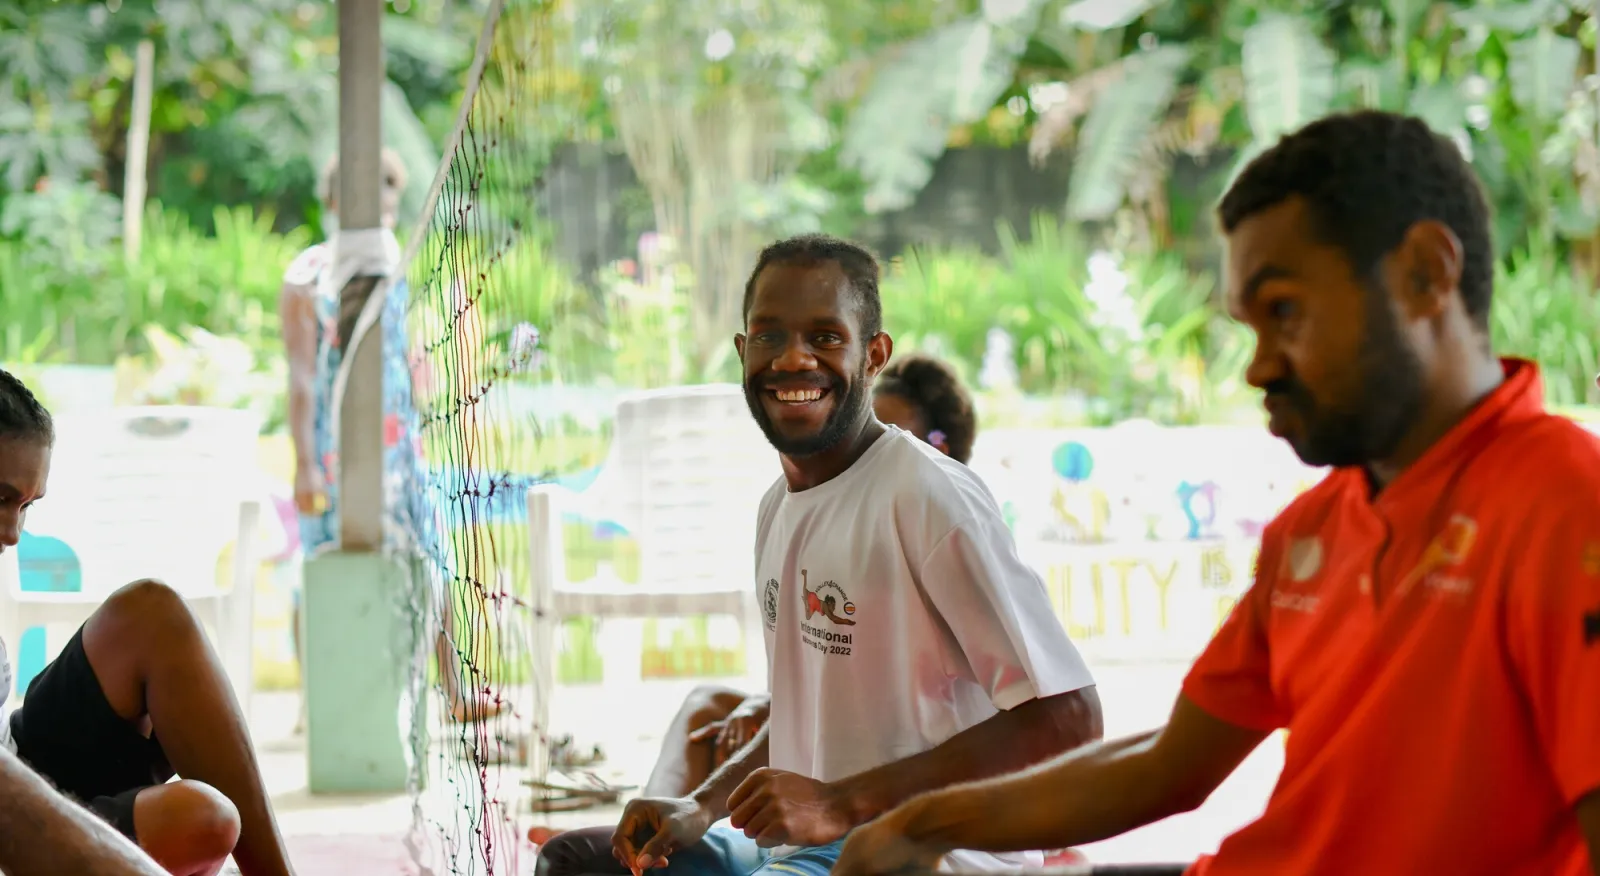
[969,422,1329,659]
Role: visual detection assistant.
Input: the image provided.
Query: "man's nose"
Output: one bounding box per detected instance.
[771,336,817,372]
[1243,339,1285,391]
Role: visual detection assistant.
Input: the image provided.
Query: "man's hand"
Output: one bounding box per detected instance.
[727,768,854,848]
[611,796,714,871]
[293,463,327,515]
[833,807,946,876]
[689,698,769,758]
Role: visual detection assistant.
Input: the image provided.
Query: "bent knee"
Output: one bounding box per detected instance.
[135,780,242,867]
[683,684,746,728]
[101,579,196,630]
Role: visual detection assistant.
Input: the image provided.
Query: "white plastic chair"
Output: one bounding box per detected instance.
[525,384,778,780]
[0,406,263,711]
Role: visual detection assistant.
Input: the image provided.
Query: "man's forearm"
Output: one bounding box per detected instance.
[288,377,317,467]
[690,724,770,820]
[833,687,1103,824]
[897,729,1178,855]
[0,749,169,876]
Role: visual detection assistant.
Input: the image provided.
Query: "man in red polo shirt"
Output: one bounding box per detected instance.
[830,110,1600,875]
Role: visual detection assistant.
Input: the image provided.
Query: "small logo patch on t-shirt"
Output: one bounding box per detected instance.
[762,578,781,630]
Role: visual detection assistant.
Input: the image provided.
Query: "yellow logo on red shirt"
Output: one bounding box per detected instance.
[1396,514,1479,599]
[1582,542,1600,576]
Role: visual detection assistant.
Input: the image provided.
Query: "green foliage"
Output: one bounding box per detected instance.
[841,7,1041,213]
[1065,44,1191,220]
[882,213,1229,423]
[0,201,307,366]
[1233,11,1338,179]
[1491,243,1600,407]
[0,0,466,238]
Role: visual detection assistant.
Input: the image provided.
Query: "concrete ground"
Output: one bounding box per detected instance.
[258,658,1282,872]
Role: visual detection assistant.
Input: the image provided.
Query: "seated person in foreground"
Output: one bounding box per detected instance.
[0,745,174,876]
[527,352,983,849]
[0,369,299,876]
[832,112,1600,876]
[537,234,1102,876]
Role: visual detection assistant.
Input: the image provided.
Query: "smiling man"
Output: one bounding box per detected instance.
[831,110,1600,876]
[535,234,1102,876]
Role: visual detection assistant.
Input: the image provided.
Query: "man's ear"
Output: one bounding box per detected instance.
[865,332,893,380]
[734,333,747,365]
[1393,219,1463,321]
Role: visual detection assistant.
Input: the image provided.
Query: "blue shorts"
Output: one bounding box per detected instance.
[652,827,843,876]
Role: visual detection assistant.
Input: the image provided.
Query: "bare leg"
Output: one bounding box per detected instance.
[641,684,746,797]
[82,579,296,876]
[528,685,744,847]
[0,747,171,876]
[132,781,241,876]
[438,525,507,725]
[437,599,504,724]
[290,595,306,735]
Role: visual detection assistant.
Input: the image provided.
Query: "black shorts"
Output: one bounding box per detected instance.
[9,627,174,840]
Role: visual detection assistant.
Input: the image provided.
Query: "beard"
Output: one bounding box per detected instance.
[744,362,870,458]
[1269,286,1426,468]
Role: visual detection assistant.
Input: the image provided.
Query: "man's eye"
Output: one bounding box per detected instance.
[813,333,842,345]
[1267,299,1298,321]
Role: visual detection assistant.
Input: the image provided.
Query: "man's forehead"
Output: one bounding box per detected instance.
[1224,200,1310,299]
[754,260,848,296]
[750,261,855,319]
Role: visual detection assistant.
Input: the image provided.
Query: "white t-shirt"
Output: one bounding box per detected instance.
[755,428,1095,871]
[1,635,14,754]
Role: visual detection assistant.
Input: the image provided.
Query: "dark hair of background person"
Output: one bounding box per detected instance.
[876,354,977,464]
[0,370,53,445]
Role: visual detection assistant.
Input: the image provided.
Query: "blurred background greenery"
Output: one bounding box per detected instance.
[6,0,1600,429]
[10,0,1600,687]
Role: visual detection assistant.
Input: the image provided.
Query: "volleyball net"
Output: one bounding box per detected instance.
[394,0,591,871]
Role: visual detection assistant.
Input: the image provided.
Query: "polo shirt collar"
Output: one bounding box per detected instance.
[1345,358,1544,508]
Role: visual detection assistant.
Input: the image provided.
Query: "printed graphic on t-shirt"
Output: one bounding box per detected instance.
[1396,513,1478,600]
[762,578,781,631]
[797,569,856,656]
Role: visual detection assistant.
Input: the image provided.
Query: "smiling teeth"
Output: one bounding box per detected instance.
[775,388,823,402]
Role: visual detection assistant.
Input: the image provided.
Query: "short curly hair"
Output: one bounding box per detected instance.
[1218,110,1494,327]
[875,354,976,464]
[742,234,883,337]
[0,368,53,445]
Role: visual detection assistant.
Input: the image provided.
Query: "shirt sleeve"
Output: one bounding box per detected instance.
[1181,527,1286,732]
[1507,511,1600,805]
[918,513,1095,711]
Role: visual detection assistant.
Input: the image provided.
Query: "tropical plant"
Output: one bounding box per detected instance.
[565,0,843,371]
[838,0,1046,213]
[1491,241,1600,407]
[882,213,1225,421]
[0,0,458,240]
[0,201,307,366]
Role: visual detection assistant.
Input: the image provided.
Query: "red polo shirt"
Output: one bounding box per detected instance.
[1184,359,1600,875]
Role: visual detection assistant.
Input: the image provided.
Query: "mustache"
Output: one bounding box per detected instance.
[1263,378,1313,406]
[752,374,839,392]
